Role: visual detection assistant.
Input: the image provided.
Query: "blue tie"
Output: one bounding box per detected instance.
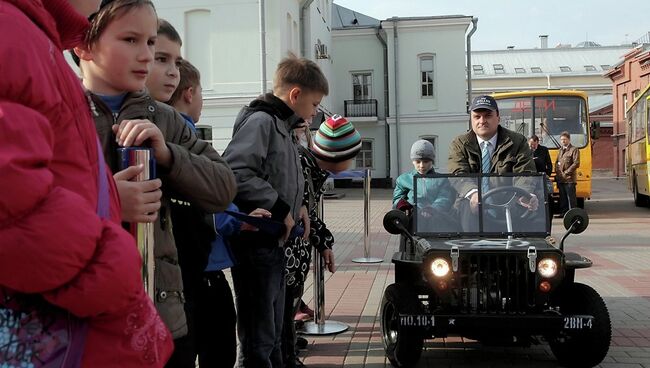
[481,141,491,193]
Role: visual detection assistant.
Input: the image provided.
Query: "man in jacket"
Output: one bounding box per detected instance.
[555,131,580,216]
[448,95,539,231]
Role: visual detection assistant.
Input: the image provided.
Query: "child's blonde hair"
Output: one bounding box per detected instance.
[273,53,328,96]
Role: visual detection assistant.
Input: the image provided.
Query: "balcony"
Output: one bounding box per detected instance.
[344,99,378,118]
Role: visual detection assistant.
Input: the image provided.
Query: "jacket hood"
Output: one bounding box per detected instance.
[242,93,305,130]
[8,0,90,50]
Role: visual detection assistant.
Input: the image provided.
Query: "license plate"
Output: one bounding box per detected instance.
[563,316,593,329]
[399,314,435,328]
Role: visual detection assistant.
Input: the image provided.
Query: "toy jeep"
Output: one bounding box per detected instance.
[381,173,611,367]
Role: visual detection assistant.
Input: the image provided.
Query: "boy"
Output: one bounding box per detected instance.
[168,59,203,131]
[223,54,328,367]
[145,19,182,103]
[393,139,453,213]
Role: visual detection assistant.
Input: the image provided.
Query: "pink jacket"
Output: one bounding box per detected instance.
[0,0,173,366]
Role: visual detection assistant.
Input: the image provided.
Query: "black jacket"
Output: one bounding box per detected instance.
[531,144,553,176]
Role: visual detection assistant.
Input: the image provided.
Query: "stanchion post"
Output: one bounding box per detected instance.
[299,196,348,335]
[353,168,382,263]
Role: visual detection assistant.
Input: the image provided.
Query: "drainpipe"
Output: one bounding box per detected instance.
[466,17,478,117]
[259,0,267,93]
[391,17,401,174]
[300,0,315,58]
[376,26,391,179]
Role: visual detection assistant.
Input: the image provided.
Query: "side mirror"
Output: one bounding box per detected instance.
[563,208,589,234]
[591,121,601,140]
[558,208,589,251]
[383,210,409,235]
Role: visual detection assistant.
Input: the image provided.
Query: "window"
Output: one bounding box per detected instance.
[559,66,571,72]
[472,65,484,75]
[623,94,628,119]
[514,67,526,74]
[584,65,597,71]
[419,135,438,167]
[420,55,434,97]
[185,10,212,86]
[355,139,373,168]
[601,64,611,71]
[196,125,213,143]
[531,67,542,73]
[352,72,372,100]
[493,64,505,74]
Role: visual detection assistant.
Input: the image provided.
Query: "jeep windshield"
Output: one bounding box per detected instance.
[412,173,549,237]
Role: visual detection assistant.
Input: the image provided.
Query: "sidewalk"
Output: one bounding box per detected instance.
[296,180,650,367]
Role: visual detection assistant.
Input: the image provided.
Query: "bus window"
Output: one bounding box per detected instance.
[498,97,533,137]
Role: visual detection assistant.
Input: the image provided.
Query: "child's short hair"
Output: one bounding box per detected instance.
[560,131,571,139]
[273,54,329,96]
[158,19,182,46]
[85,0,157,46]
[168,59,201,106]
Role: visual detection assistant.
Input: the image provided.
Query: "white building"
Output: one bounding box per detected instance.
[153,1,476,182]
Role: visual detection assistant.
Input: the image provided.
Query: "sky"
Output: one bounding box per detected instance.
[333,0,649,51]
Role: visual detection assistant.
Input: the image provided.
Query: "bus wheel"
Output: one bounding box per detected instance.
[633,177,649,207]
[577,198,585,209]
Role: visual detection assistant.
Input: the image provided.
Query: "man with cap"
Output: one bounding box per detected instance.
[393,139,454,216]
[448,95,539,229]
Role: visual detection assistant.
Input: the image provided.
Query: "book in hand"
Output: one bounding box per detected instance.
[224,210,304,239]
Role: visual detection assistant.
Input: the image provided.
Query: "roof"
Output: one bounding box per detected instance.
[332,4,379,29]
[471,45,632,77]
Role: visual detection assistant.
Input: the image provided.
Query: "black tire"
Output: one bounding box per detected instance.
[633,177,649,207]
[381,283,424,367]
[549,283,611,367]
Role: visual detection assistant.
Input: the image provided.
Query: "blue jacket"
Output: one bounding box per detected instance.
[205,203,240,272]
[393,169,454,210]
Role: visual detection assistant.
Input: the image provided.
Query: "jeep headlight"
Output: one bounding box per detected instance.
[537,258,558,278]
[430,258,450,277]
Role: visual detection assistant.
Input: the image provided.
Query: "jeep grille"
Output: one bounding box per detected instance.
[450,254,536,313]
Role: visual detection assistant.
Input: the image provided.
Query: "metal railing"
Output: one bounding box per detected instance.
[344,99,378,117]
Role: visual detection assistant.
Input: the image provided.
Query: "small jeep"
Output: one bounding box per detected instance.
[381,173,611,367]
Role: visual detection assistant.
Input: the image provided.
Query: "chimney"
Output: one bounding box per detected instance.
[539,35,548,49]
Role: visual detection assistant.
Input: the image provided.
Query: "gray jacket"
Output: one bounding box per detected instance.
[223,95,305,233]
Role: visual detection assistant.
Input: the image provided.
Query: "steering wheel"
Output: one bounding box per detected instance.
[481,186,536,223]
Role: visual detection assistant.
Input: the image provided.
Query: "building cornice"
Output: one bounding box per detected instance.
[381,16,472,30]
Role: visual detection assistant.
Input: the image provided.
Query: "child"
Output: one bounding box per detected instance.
[73,0,236,352]
[282,115,360,368]
[223,54,328,367]
[0,0,172,366]
[145,19,182,104]
[168,59,203,131]
[393,139,454,214]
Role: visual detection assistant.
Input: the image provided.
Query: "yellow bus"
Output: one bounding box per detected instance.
[626,83,650,207]
[492,90,596,208]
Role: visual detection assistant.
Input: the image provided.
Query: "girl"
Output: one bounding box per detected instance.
[73,0,237,361]
[282,115,360,367]
[0,0,173,366]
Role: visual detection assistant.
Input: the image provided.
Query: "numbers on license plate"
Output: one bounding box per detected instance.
[563,316,593,329]
[399,315,434,327]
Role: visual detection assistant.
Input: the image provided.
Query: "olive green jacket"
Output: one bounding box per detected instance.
[89,90,236,338]
[447,126,536,197]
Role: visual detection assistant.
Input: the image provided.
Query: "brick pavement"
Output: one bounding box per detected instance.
[296,178,650,368]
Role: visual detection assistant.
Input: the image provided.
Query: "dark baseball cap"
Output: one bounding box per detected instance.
[470,95,499,113]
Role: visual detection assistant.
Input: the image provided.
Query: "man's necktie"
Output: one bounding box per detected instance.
[481,141,491,193]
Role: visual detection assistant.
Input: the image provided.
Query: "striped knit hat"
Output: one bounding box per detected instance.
[311,115,362,163]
